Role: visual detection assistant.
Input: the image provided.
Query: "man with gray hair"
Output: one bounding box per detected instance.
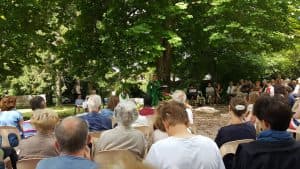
[172,90,195,132]
[36,117,98,169]
[80,94,112,131]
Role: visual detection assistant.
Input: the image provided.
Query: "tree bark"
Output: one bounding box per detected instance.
[55,70,63,106]
[156,38,172,84]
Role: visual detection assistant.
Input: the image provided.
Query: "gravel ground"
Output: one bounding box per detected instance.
[193,105,230,139]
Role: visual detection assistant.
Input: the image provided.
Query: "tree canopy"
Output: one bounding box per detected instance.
[1,0,299,100]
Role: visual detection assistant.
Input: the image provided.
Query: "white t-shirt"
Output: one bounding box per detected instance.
[186,108,194,124]
[145,135,225,169]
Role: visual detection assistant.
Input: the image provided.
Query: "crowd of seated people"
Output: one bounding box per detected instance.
[2,84,300,169]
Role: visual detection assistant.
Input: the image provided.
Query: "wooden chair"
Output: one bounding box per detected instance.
[0,126,21,148]
[89,131,102,139]
[220,139,254,157]
[16,158,44,169]
[93,150,141,169]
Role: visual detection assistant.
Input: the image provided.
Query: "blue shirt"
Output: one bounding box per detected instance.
[0,110,23,130]
[100,109,114,119]
[80,112,112,131]
[36,155,98,169]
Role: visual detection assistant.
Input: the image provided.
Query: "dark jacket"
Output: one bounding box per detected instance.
[233,140,300,169]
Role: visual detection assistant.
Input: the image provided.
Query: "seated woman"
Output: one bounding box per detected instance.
[18,109,59,159]
[0,96,22,169]
[101,96,119,119]
[95,101,146,159]
[215,96,256,169]
[233,96,300,169]
[145,101,225,169]
[139,95,154,116]
[0,96,23,133]
[152,102,168,143]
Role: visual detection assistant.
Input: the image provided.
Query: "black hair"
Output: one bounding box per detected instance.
[253,95,292,131]
[144,95,152,107]
[30,96,46,110]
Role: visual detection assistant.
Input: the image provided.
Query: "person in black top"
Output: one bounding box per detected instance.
[233,95,300,169]
[215,96,256,169]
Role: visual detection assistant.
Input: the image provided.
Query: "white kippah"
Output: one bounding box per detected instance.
[235,105,246,111]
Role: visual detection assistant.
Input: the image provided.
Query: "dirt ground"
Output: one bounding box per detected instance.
[193,105,230,139]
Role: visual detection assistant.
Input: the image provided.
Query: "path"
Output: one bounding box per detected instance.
[193,105,230,139]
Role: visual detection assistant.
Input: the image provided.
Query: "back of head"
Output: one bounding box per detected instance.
[30,96,46,111]
[248,92,259,104]
[55,117,89,153]
[143,95,152,107]
[172,90,187,104]
[229,96,247,117]
[114,101,138,127]
[160,100,188,126]
[107,96,119,111]
[87,95,102,112]
[31,109,59,133]
[153,102,167,132]
[253,95,292,131]
[274,85,287,97]
[0,96,10,111]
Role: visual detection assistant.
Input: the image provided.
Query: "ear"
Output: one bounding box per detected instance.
[87,134,92,145]
[162,120,169,131]
[258,119,270,131]
[55,141,61,153]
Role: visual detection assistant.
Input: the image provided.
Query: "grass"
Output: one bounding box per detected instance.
[20,105,77,120]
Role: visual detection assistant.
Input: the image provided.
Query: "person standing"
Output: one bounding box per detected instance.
[227,81,236,102]
[147,75,161,106]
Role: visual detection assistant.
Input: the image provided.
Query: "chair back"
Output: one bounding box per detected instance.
[220,139,254,157]
[16,158,44,169]
[93,150,140,169]
[89,131,102,139]
[0,126,21,147]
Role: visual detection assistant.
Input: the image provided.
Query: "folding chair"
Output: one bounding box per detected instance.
[220,139,254,157]
[16,158,44,169]
[93,150,141,169]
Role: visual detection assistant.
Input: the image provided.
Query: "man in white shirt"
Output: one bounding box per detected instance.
[144,101,225,169]
[265,81,275,97]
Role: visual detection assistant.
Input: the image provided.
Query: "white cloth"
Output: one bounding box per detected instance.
[186,108,193,124]
[132,115,149,127]
[265,86,275,97]
[145,135,225,169]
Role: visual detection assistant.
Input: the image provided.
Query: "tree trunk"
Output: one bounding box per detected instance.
[156,38,172,84]
[55,70,63,106]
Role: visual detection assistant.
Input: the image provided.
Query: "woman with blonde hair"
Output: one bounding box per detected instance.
[18,109,60,159]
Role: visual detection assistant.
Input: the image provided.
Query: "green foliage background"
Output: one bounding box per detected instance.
[0,0,299,99]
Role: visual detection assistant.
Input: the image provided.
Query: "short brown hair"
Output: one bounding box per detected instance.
[229,96,247,117]
[107,96,119,111]
[160,101,189,126]
[153,102,167,132]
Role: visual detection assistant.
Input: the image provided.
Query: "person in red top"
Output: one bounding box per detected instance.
[139,95,154,116]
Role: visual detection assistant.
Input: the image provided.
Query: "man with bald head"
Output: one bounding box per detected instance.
[36,117,98,169]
